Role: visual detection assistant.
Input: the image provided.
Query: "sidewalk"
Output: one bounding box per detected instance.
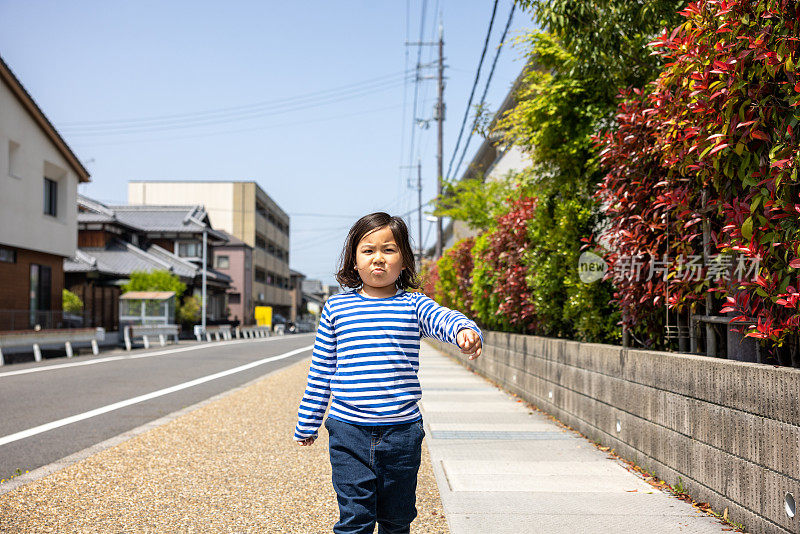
[418,341,731,534]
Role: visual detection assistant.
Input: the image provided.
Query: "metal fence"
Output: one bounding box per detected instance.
[0,309,94,332]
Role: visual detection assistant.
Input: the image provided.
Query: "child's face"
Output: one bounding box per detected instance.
[354,225,405,295]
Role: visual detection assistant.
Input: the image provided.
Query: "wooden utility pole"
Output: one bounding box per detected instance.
[435,22,444,259]
[406,19,445,259]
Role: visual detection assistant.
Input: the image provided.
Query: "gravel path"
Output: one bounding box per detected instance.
[0,357,449,533]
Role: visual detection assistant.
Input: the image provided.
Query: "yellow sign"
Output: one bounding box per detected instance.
[254,306,273,327]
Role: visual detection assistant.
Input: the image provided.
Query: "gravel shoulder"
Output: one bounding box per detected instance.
[0,357,448,533]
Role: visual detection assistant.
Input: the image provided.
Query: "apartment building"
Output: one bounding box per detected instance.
[128,181,291,322]
[0,55,90,330]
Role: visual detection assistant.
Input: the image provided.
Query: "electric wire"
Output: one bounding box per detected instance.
[450,2,515,182]
[444,0,500,182]
[60,70,415,129]
[62,77,412,136]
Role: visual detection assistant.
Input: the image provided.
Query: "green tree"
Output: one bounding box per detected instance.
[177,295,201,325]
[62,289,83,314]
[122,270,186,297]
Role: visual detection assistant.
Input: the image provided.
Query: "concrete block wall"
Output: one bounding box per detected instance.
[430,332,800,534]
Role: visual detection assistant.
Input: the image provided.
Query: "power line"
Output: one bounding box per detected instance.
[69,102,403,148]
[450,2,515,182]
[60,70,415,128]
[405,0,429,180]
[62,77,412,136]
[444,0,500,181]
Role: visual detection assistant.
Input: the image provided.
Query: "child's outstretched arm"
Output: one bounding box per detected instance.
[414,293,483,359]
[294,303,337,445]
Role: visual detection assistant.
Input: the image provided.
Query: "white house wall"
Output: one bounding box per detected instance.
[0,78,79,257]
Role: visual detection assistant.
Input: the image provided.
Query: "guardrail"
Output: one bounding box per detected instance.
[235,326,271,339]
[0,327,106,366]
[193,324,233,342]
[123,324,180,351]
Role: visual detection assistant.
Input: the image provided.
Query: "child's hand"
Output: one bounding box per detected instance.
[457,329,482,360]
[296,436,316,446]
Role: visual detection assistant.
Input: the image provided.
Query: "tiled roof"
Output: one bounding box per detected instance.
[216,230,250,248]
[111,205,208,233]
[143,244,196,278]
[65,239,167,276]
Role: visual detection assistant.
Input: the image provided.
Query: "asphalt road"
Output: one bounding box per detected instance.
[0,334,314,481]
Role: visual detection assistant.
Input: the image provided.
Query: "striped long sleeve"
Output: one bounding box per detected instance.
[294,303,337,440]
[293,290,482,440]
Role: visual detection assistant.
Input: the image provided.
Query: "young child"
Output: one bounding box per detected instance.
[293,212,482,534]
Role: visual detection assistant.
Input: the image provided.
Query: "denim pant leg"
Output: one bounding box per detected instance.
[374,420,425,534]
[326,417,377,534]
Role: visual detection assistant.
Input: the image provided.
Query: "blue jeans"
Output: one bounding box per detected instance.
[324,416,425,534]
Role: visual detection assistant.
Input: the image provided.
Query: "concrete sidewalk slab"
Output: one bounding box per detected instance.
[419,341,730,534]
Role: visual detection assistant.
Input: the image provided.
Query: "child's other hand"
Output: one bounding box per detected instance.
[296,436,316,446]
[457,329,482,360]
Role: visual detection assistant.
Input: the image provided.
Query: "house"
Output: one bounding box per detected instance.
[65,196,232,331]
[0,55,90,331]
[214,230,253,326]
[127,180,292,321]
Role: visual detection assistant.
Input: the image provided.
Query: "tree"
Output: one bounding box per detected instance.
[122,270,186,298]
[62,289,83,314]
[596,0,800,357]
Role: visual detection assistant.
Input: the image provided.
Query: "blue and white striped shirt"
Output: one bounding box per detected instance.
[294,289,482,439]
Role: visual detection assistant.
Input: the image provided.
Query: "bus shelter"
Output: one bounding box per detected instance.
[119,291,176,326]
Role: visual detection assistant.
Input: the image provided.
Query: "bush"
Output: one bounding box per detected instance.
[178,296,201,325]
[435,237,475,316]
[62,289,83,314]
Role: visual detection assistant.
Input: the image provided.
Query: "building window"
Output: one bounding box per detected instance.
[228,292,241,304]
[29,264,52,325]
[255,233,266,250]
[216,255,230,269]
[255,268,266,283]
[0,246,16,263]
[8,141,21,178]
[178,241,202,257]
[43,177,57,216]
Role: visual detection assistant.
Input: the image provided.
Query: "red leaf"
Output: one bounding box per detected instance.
[708,143,729,156]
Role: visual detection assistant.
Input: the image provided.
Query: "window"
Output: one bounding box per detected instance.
[43,177,57,216]
[8,141,20,178]
[0,246,16,263]
[255,233,266,250]
[255,268,266,283]
[216,255,230,269]
[178,242,202,257]
[228,293,241,304]
[29,264,52,325]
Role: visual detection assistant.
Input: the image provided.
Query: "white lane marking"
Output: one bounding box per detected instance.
[0,345,313,447]
[0,334,314,379]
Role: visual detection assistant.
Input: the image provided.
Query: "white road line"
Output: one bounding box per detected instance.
[0,345,313,447]
[0,334,314,379]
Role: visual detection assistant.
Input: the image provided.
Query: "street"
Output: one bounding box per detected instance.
[0,334,313,481]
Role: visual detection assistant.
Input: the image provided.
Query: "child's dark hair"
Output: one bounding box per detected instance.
[336,212,420,290]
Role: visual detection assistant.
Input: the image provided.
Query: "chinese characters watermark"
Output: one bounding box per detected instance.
[579,252,761,284]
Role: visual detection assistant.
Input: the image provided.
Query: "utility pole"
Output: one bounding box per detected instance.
[436,22,444,259]
[202,227,207,331]
[406,16,446,260]
[417,159,423,263]
[400,160,423,269]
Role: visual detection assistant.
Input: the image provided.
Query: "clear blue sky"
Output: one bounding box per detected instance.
[0,0,533,286]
